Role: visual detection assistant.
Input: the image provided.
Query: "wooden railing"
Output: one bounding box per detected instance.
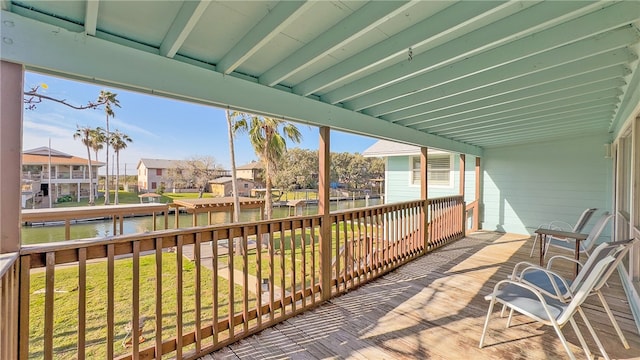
[10,198,464,359]
[0,252,19,359]
[465,200,480,233]
[428,196,466,250]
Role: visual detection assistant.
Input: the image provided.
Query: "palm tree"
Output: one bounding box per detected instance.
[109,130,133,205]
[226,110,241,223]
[89,127,106,163]
[73,125,96,205]
[97,90,120,205]
[234,114,302,220]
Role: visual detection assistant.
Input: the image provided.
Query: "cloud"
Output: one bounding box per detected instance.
[110,117,159,138]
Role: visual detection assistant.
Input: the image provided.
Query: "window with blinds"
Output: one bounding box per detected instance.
[411,154,452,186]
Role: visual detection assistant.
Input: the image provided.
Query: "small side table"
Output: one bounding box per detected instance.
[534,228,588,276]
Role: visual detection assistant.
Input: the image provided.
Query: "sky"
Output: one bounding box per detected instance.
[23,71,378,174]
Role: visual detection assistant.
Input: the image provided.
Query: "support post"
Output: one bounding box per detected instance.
[459,154,466,237]
[420,147,428,253]
[474,157,481,232]
[0,60,24,360]
[0,61,23,254]
[318,127,331,301]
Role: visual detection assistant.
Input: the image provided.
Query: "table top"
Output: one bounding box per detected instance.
[534,228,588,240]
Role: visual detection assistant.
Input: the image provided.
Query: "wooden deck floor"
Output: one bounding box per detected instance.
[200,232,640,359]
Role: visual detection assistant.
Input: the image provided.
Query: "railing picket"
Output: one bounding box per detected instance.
[19,255,30,360]
[194,232,202,353]
[256,225,263,328]
[268,223,275,322]
[363,210,370,279]
[290,220,296,313]
[301,219,307,309]
[279,221,286,317]
[107,244,115,359]
[78,248,86,360]
[343,214,350,290]
[335,215,340,291]
[44,252,55,360]
[242,226,249,334]
[176,235,183,359]
[212,231,219,345]
[155,237,163,358]
[310,218,317,305]
[228,231,235,339]
[356,212,362,284]
[132,241,140,359]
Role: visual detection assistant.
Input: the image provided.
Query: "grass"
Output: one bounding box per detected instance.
[231,223,373,292]
[27,252,248,359]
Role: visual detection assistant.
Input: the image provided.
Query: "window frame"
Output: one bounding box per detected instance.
[409,154,453,188]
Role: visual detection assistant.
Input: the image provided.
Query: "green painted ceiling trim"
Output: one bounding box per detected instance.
[384,75,626,123]
[326,1,639,107]
[416,97,617,132]
[349,21,640,112]
[159,0,210,58]
[402,88,621,128]
[217,1,313,75]
[610,49,640,136]
[258,0,416,87]
[0,10,483,157]
[454,112,614,140]
[291,1,499,96]
[465,123,607,146]
[366,50,635,117]
[321,0,571,105]
[83,0,99,36]
[440,108,616,137]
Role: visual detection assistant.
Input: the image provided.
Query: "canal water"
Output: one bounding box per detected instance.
[22,198,381,244]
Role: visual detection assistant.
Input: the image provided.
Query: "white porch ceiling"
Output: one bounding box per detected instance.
[2,1,640,156]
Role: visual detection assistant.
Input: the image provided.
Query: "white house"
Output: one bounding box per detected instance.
[137,158,179,192]
[22,147,103,206]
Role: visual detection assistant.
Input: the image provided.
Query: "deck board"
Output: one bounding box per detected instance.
[202,232,640,359]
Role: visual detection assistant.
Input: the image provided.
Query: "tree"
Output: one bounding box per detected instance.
[109,130,133,205]
[273,148,318,190]
[24,84,104,110]
[89,127,106,162]
[97,90,120,205]
[73,126,98,205]
[233,114,302,220]
[226,110,241,223]
[166,157,220,198]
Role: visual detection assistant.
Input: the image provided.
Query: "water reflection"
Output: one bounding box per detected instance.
[22,198,380,244]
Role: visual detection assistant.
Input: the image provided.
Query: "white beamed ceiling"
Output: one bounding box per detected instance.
[2,1,640,156]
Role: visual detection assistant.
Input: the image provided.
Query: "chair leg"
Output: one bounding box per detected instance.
[596,291,630,349]
[500,304,506,317]
[550,321,577,360]
[577,307,611,360]
[506,308,514,328]
[479,298,496,348]
[530,234,538,257]
[568,317,593,360]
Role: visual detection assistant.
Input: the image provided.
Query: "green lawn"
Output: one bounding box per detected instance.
[27,252,247,359]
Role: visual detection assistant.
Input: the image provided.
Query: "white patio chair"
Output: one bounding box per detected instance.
[480,252,616,360]
[509,239,636,349]
[544,212,613,260]
[530,208,596,257]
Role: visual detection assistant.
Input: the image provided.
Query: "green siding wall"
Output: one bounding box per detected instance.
[384,134,613,239]
[482,134,613,237]
[385,155,477,203]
